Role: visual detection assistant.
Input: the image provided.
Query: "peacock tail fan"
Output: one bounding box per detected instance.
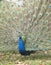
[0,0,51,51]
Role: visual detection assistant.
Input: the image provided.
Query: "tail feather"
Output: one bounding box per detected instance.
[20,50,36,56]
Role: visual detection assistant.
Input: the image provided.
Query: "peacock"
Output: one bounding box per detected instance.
[0,0,51,52]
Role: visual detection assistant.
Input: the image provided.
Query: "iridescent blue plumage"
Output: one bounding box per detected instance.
[18,37,25,53]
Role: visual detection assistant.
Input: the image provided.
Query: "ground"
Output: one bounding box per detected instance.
[0,51,51,65]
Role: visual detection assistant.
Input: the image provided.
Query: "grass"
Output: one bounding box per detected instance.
[0,51,51,65]
[0,60,51,65]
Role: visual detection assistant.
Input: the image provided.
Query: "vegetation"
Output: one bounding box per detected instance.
[0,51,51,65]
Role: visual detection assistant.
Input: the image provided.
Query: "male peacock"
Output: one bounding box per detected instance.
[18,35,36,56]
